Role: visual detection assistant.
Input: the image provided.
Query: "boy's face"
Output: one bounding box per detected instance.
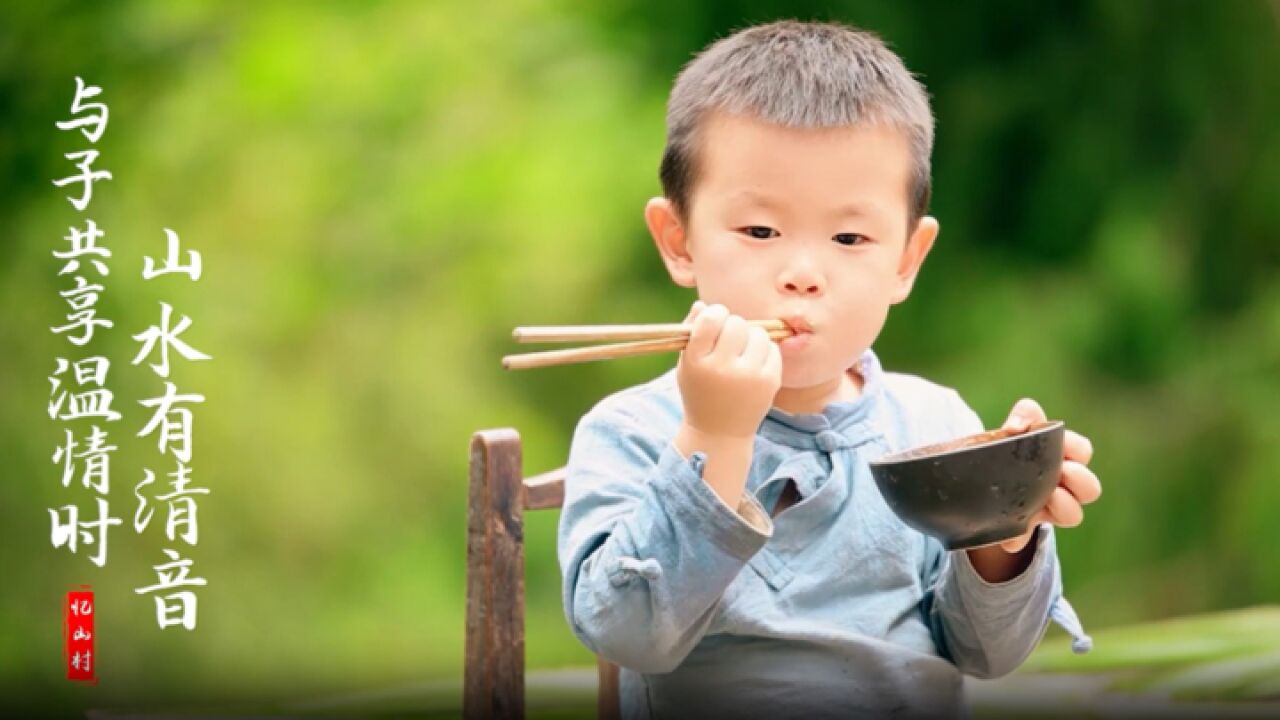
[647,110,940,391]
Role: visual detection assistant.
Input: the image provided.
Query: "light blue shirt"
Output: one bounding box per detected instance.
[558,347,1092,719]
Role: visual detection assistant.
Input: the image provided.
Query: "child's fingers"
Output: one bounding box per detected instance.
[683,300,707,324]
[1003,397,1047,433]
[712,314,751,359]
[762,339,782,381]
[739,325,773,367]
[998,511,1050,552]
[998,526,1036,553]
[684,303,727,358]
[1045,486,1084,527]
[1064,429,1094,464]
[1061,460,1102,505]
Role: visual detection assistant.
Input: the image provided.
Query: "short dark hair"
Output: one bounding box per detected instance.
[659,19,934,230]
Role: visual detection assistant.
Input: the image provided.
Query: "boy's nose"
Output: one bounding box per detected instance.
[780,270,824,296]
[784,280,821,295]
[778,254,825,296]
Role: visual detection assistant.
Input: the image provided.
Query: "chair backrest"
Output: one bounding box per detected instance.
[464,428,621,720]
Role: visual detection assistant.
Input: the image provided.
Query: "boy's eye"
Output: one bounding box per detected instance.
[740,226,779,240]
[834,233,870,247]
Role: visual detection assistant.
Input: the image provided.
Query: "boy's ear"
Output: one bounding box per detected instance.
[890,216,939,305]
[645,197,697,288]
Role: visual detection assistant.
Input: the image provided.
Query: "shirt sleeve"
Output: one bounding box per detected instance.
[921,522,1061,678]
[557,402,772,674]
[917,390,1090,679]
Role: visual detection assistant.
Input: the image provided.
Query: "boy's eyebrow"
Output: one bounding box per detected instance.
[727,190,879,219]
[829,201,879,219]
[726,190,785,210]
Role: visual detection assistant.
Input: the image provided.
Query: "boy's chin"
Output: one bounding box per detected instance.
[778,365,843,390]
[778,355,866,391]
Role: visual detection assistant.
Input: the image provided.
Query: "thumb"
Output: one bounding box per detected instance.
[999,529,1035,553]
[683,300,706,324]
[677,301,706,372]
[1003,398,1044,433]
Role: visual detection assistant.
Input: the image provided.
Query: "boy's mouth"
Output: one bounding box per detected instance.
[781,315,815,335]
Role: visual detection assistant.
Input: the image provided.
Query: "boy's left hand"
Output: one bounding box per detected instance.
[995,398,1102,554]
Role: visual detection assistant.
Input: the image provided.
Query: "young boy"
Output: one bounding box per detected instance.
[557,19,1101,720]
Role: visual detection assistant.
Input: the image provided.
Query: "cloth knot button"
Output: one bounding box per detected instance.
[816,431,846,453]
[608,555,664,587]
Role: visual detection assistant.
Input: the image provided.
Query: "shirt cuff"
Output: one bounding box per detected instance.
[653,440,773,559]
[735,491,773,535]
[950,522,1054,598]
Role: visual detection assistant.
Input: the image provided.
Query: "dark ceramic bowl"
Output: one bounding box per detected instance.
[868,420,1065,550]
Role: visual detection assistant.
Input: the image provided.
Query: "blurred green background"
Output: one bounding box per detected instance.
[1,0,1277,716]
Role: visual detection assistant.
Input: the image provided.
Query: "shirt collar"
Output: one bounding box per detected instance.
[758,347,887,452]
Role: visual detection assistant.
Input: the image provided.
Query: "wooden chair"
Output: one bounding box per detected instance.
[464,428,621,720]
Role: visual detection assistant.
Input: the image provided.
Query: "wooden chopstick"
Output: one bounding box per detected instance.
[512,319,789,343]
[503,322,794,370]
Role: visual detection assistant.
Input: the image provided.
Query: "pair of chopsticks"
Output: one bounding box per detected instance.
[502,319,794,370]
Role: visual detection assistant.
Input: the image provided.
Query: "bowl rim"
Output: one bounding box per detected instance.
[869,419,1065,466]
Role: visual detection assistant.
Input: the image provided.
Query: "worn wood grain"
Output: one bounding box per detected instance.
[465,429,525,720]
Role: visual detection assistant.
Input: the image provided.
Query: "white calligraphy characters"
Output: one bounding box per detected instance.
[55,77,109,143]
[143,229,202,281]
[52,77,111,211]
[132,303,213,379]
[50,498,124,570]
[133,465,209,544]
[134,548,208,630]
[68,596,95,674]
[47,77,214,633]
[49,357,121,422]
[132,230,211,631]
[70,651,93,672]
[49,78,122,569]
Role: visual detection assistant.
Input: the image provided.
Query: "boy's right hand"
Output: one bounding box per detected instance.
[675,301,783,440]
